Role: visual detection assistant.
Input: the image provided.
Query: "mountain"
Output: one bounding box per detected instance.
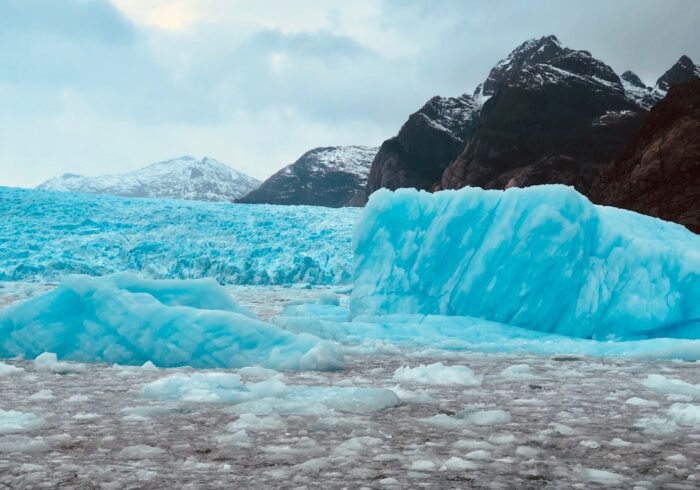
[366,35,700,201]
[38,156,260,202]
[441,35,645,193]
[237,146,378,207]
[655,55,700,91]
[591,79,700,234]
[366,94,481,195]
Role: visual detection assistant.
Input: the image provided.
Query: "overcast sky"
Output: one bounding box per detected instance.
[1,0,699,187]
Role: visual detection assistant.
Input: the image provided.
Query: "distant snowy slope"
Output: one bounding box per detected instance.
[38,156,260,202]
[238,146,378,207]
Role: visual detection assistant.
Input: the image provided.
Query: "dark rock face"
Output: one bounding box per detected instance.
[365,94,481,194]
[237,146,377,208]
[656,55,700,91]
[441,37,645,192]
[364,35,700,211]
[621,70,646,89]
[591,79,700,234]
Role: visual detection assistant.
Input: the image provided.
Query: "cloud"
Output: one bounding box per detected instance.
[1,0,699,187]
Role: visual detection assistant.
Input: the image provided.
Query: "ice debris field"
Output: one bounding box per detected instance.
[2,184,700,487]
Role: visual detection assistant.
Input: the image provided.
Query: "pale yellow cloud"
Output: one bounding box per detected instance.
[111,0,206,31]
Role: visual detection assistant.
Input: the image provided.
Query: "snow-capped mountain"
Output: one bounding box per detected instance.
[238,146,378,207]
[367,35,700,201]
[38,156,260,202]
[655,55,700,91]
[365,93,481,195]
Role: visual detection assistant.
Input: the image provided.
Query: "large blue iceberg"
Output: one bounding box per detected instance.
[0,274,344,370]
[352,186,700,340]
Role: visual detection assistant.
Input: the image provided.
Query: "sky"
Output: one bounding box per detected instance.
[1,0,699,187]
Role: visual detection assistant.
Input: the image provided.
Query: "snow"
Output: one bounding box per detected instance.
[0,186,357,285]
[38,156,260,202]
[302,146,378,178]
[353,185,700,342]
[0,273,344,370]
[392,362,482,386]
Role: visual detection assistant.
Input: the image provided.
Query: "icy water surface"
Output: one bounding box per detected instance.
[3,353,700,488]
[1,287,700,488]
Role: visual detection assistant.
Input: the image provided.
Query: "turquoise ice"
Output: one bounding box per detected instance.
[0,274,344,370]
[352,186,700,340]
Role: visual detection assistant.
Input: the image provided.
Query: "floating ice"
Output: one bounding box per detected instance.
[117,445,166,460]
[641,374,700,397]
[0,274,344,370]
[422,409,511,429]
[668,403,700,426]
[276,305,700,360]
[0,409,44,434]
[34,353,87,374]
[352,185,700,340]
[0,361,22,376]
[393,362,482,386]
[142,372,400,415]
[141,373,288,403]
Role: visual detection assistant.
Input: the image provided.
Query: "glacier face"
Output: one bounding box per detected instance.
[0,274,344,370]
[352,186,700,340]
[0,186,357,285]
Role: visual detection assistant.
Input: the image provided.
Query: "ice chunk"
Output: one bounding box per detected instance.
[625,397,659,408]
[441,456,478,471]
[0,361,22,376]
[0,409,44,434]
[142,372,399,415]
[0,274,344,370]
[668,403,700,426]
[422,409,511,429]
[576,466,626,484]
[231,386,401,415]
[353,186,700,340]
[500,364,540,380]
[141,372,287,403]
[641,374,700,397]
[117,445,166,459]
[393,362,482,386]
[228,414,285,432]
[34,353,87,374]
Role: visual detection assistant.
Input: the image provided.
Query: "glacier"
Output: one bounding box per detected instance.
[352,186,700,341]
[0,186,357,285]
[0,274,344,370]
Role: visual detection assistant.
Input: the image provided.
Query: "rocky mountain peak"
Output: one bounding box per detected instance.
[480,35,621,97]
[656,55,700,91]
[621,70,646,89]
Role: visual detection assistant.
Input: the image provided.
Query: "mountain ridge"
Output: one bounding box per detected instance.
[38,156,260,202]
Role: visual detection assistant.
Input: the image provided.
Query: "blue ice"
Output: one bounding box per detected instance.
[0,274,344,370]
[352,186,700,341]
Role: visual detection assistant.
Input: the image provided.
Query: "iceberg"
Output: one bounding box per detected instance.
[0,273,344,370]
[352,186,700,340]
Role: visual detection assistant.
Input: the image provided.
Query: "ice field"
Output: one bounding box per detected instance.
[2,185,700,487]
